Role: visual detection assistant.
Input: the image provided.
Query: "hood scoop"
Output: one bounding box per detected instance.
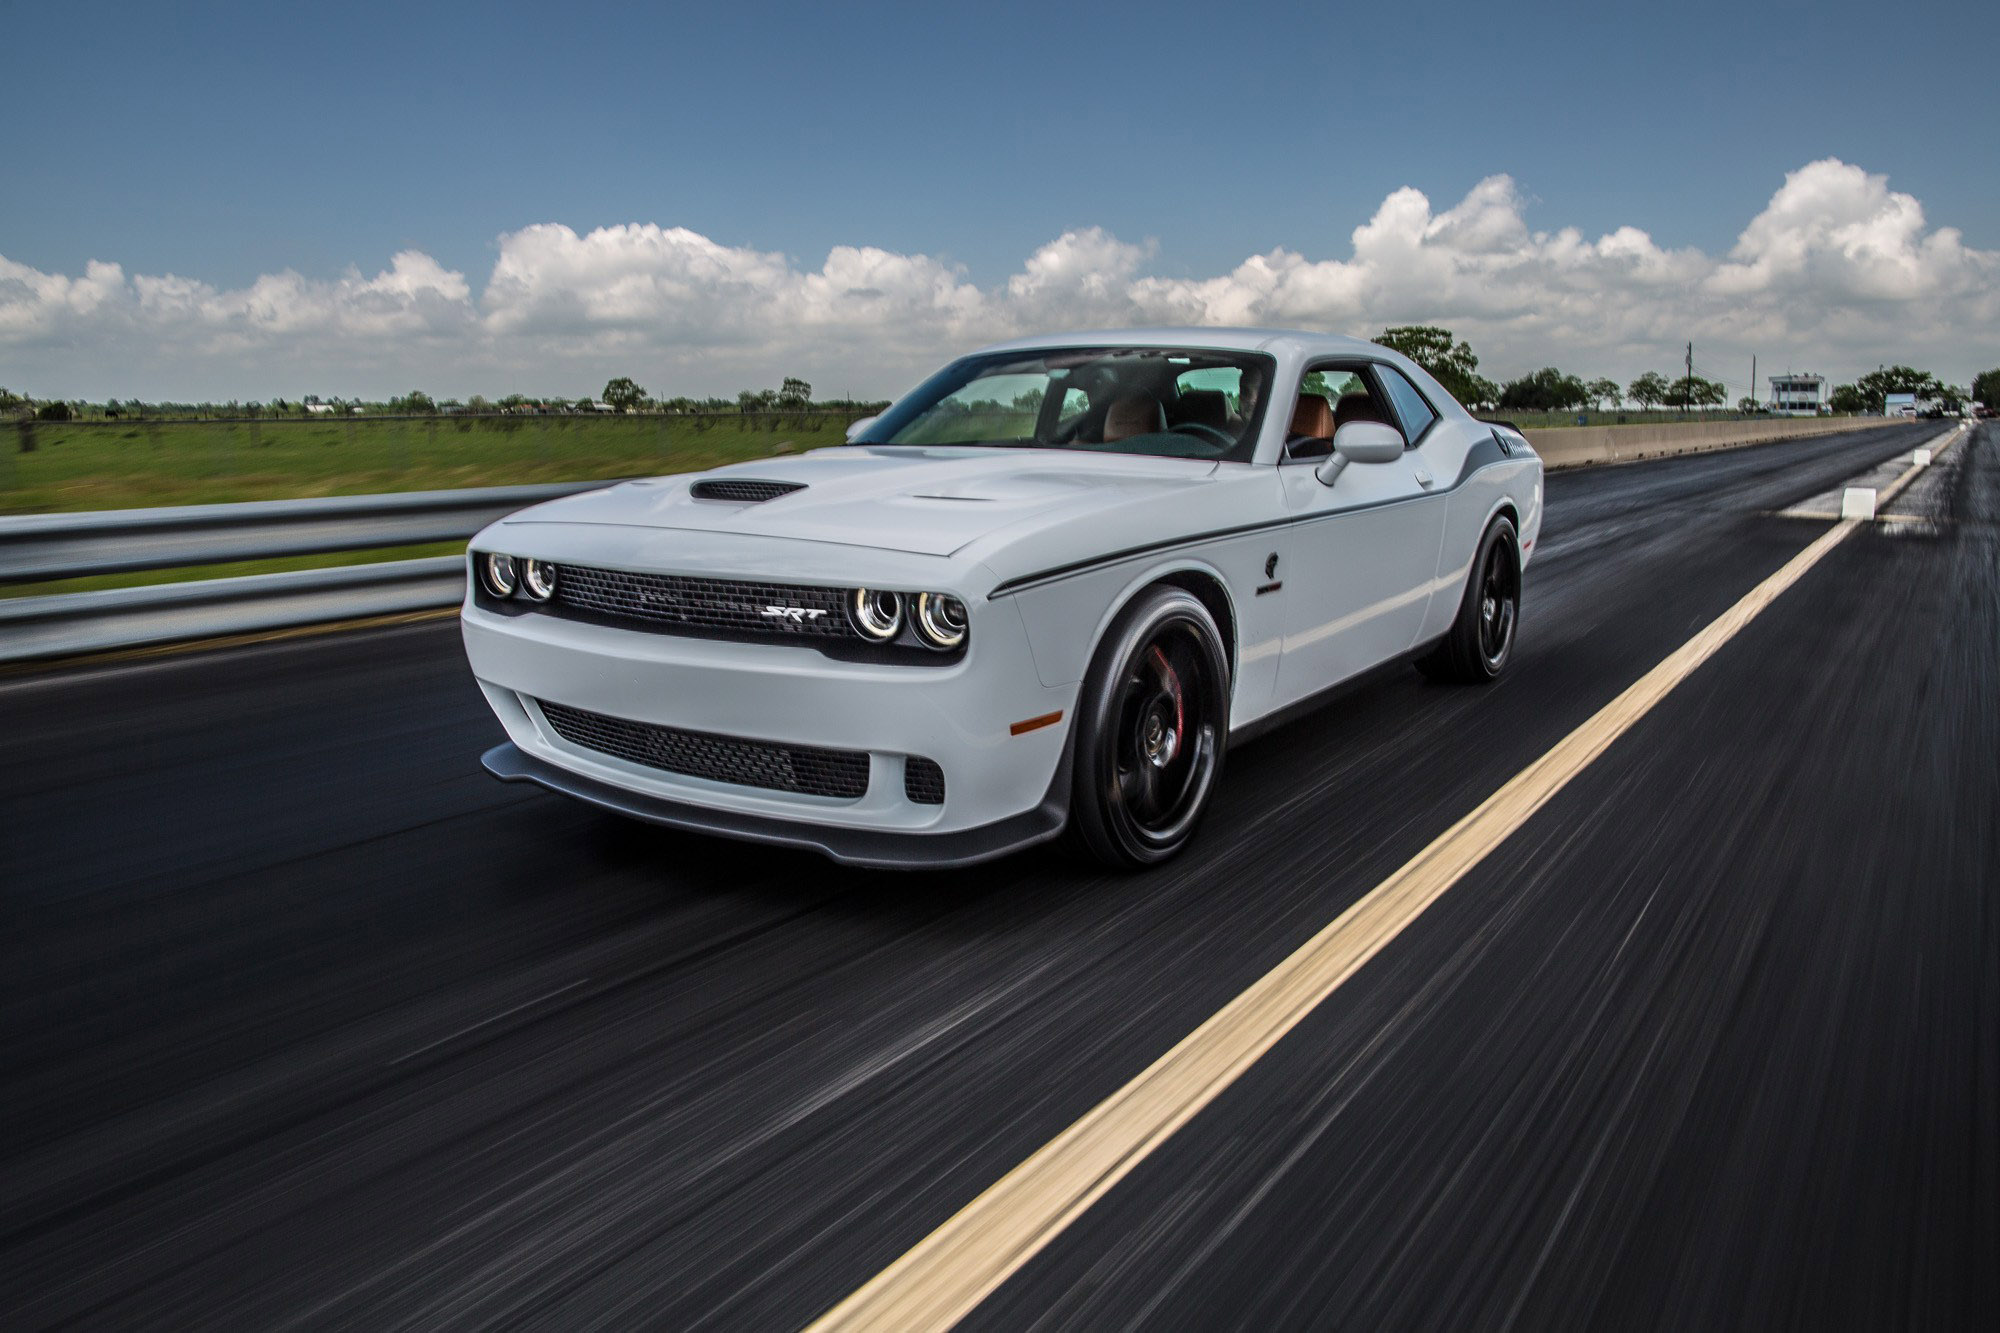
[689,478,807,503]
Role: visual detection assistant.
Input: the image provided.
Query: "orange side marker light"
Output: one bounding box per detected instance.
[1010,711,1063,736]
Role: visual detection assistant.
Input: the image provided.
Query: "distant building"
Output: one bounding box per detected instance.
[1768,373,1824,415]
[305,402,335,415]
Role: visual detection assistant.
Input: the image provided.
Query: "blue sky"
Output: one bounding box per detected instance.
[2,0,1994,399]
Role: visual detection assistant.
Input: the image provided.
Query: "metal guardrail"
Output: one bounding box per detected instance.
[0,481,616,664]
[0,481,608,582]
[0,557,467,663]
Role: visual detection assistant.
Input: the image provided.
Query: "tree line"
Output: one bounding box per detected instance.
[0,378,889,422]
[1372,327,1738,412]
[1372,328,1988,417]
[7,353,1993,425]
[1826,366,1980,415]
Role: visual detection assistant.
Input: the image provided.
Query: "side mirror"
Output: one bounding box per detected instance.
[1314,421,1404,485]
[845,414,878,443]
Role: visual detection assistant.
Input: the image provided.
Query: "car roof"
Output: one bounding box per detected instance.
[969,327,1382,359]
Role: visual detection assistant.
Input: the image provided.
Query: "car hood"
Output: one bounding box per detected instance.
[502,446,1221,557]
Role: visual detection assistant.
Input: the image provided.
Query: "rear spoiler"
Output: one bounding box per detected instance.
[1477,417,1524,432]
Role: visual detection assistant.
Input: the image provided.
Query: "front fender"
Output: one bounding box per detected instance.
[995,540,1284,727]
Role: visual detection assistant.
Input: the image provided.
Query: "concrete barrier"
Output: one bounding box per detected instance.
[1525,415,1904,470]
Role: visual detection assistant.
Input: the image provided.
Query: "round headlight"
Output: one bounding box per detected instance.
[849,588,904,641]
[913,592,968,650]
[479,552,518,598]
[521,558,558,602]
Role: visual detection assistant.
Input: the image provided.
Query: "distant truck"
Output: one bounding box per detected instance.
[1883,393,1918,418]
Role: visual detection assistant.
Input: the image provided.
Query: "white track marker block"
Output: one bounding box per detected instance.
[1913,448,1932,466]
[1841,487,1878,520]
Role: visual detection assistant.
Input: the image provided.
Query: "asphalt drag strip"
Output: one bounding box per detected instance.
[964,423,1998,1330]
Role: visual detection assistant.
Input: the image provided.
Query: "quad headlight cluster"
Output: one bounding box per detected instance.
[478,551,559,603]
[475,551,965,653]
[849,588,968,651]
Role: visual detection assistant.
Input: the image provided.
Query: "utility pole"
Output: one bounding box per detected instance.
[1685,342,1694,414]
[1751,354,1756,412]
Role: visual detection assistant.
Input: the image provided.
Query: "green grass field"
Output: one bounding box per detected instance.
[0,412,865,598]
[0,412,861,515]
[0,406,1836,599]
[0,407,1814,515]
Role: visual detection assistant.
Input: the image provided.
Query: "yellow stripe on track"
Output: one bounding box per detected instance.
[809,498,1893,1331]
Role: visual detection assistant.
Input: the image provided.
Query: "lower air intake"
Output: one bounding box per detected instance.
[537,699,869,799]
[904,756,946,805]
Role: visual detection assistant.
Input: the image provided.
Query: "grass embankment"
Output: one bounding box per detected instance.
[0,408,1840,599]
[0,408,1808,514]
[0,412,856,598]
[0,412,856,514]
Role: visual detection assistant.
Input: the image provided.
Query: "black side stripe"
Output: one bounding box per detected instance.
[988,437,1517,598]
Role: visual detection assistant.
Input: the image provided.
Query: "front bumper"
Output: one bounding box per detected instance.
[461,590,1078,856]
[482,742,1069,869]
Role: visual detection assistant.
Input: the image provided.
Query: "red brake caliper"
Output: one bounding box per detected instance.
[1150,645,1183,756]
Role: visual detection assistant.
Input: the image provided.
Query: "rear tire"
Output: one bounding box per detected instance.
[1069,587,1229,869]
[1415,515,1520,684]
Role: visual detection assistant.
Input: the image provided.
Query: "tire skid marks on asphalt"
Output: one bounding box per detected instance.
[808,504,1887,1332]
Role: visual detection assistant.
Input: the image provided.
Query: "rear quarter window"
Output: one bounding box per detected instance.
[1377,366,1439,442]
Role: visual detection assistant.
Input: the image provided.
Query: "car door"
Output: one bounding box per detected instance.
[1272,362,1448,705]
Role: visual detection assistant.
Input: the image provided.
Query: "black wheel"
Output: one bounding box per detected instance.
[1069,586,1230,868]
[1416,515,1520,683]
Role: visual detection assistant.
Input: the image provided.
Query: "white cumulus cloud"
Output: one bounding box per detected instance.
[0,157,1992,401]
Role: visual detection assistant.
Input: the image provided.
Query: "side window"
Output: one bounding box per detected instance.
[1376,366,1438,443]
[1299,368,1366,410]
[1058,385,1090,426]
[1285,366,1377,461]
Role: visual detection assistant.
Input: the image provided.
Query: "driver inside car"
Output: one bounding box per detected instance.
[1230,367,1266,431]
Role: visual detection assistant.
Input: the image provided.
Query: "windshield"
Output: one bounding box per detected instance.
[857,346,1277,463]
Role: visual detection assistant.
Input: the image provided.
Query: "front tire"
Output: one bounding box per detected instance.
[1416,515,1520,684]
[1069,587,1230,869]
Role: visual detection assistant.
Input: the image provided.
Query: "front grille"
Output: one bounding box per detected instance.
[537,699,870,799]
[904,757,946,805]
[690,478,806,503]
[555,564,853,640]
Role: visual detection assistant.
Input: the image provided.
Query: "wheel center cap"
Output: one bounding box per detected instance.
[1141,711,1179,767]
[1482,596,1497,623]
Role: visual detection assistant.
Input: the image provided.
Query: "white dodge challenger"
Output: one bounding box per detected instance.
[462,328,1542,869]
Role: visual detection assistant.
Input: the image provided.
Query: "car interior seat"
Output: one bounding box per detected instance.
[1171,389,1230,433]
[1334,391,1392,430]
[1287,395,1336,459]
[1103,395,1167,442]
